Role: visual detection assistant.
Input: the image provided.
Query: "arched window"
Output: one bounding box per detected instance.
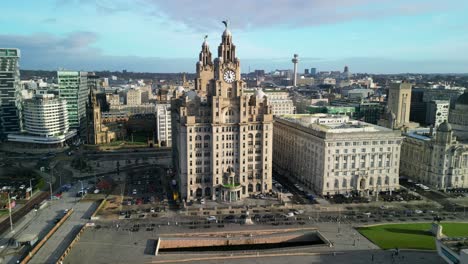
[342,179,347,188]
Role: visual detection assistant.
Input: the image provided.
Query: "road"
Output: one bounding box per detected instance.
[29,199,96,264]
[0,182,95,263]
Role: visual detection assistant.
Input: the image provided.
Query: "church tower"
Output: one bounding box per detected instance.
[172,21,273,202]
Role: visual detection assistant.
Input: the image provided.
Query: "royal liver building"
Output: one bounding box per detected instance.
[172,22,273,202]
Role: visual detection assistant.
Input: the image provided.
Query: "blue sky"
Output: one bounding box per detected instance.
[1,0,468,73]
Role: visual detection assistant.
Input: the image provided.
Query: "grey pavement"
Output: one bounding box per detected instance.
[0,182,95,264]
[61,221,404,264]
[61,222,445,264]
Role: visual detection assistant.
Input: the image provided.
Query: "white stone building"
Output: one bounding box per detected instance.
[273,114,402,196]
[126,88,142,105]
[156,103,172,147]
[245,89,296,116]
[171,24,274,202]
[400,122,468,189]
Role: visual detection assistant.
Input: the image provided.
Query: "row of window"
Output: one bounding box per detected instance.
[329,140,401,147]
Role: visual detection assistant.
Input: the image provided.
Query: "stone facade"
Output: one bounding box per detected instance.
[172,24,274,202]
[449,92,468,142]
[245,89,296,116]
[88,90,126,144]
[379,82,418,130]
[400,121,468,189]
[126,89,142,106]
[274,114,402,196]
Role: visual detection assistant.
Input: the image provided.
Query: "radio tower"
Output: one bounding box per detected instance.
[292,54,299,87]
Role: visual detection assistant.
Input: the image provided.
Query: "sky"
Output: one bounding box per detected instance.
[1,0,468,73]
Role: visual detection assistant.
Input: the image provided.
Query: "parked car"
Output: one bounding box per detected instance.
[224,215,236,222]
[284,212,295,218]
[206,216,217,222]
[293,210,304,215]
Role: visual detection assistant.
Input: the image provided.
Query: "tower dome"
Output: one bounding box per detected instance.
[437,120,452,132]
[202,35,209,47]
[456,92,468,105]
[223,28,231,37]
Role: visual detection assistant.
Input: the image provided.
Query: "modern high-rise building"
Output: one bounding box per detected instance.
[8,94,76,146]
[426,100,450,128]
[0,48,22,139]
[172,22,274,202]
[57,71,89,138]
[310,68,317,76]
[156,103,172,147]
[449,92,468,142]
[23,94,69,137]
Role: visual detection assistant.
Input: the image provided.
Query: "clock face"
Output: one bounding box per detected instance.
[223,70,236,83]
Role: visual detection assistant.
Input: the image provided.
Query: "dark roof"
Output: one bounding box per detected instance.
[438,120,452,132]
[456,92,468,105]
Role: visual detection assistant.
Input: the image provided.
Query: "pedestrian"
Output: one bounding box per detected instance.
[371,254,374,262]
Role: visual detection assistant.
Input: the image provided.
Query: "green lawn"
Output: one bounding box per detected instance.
[358,223,468,250]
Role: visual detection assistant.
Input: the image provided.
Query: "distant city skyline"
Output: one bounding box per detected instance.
[2,0,468,73]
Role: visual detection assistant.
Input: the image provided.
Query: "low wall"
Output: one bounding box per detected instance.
[159,234,303,249]
[55,224,90,264]
[20,208,74,264]
[90,199,106,220]
[157,229,328,253]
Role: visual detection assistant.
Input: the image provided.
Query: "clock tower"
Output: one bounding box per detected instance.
[172,21,273,202]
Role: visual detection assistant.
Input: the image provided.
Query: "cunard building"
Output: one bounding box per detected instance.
[172,22,274,202]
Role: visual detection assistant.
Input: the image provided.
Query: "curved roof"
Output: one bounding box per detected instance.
[456,92,468,105]
[223,29,232,37]
[185,90,197,100]
[438,120,452,132]
[176,86,185,93]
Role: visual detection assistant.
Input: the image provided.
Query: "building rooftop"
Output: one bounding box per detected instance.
[405,128,432,141]
[276,114,393,134]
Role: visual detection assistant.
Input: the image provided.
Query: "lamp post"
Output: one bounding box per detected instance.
[79,180,84,198]
[29,178,33,198]
[7,192,13,232]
